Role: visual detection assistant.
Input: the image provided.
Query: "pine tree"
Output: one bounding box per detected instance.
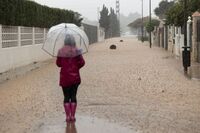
[99,5,110,38]
[109,8,119,37]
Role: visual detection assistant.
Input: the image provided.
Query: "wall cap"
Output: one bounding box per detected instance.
[192,11,200,17]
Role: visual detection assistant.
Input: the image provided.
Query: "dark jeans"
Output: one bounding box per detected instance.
[62,84,79,103]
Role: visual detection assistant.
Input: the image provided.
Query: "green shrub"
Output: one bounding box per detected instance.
[0,0,82,27]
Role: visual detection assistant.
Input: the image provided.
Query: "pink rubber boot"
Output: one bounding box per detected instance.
[70,103,77,122]
[64,103,71,122]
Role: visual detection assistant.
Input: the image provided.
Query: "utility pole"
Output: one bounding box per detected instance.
[184,0,187,47]
[116,0,120,36]
[116,0,120,19]
[149,0,152,48]
[141,0,144,42]
[182,0,191,73]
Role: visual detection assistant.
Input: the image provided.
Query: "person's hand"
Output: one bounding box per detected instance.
[77,49,83,54]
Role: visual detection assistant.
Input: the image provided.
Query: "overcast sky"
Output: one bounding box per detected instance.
[34,0,162,21]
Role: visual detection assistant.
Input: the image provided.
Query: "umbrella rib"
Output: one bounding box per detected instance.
[43,27,65,56]
[49,27,64,33]
[79,34,89,53]
[42,46,56,57]
[53,28,66,56]
[44,25,89,57]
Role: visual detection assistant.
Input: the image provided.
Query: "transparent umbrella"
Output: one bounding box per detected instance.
[42,23,89,57]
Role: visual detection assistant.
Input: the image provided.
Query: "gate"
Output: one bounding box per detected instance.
[82,23,98,44]
[197,20,200,62]
[159,27,164,48]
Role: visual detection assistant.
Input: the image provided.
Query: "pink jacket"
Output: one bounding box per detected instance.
[56,46,85,87]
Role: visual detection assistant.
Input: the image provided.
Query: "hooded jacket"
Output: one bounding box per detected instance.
[56,45,85,87]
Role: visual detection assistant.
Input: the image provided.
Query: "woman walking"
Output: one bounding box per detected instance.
[56,34,85,123]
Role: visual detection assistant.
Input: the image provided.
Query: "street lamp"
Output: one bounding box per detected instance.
[182,0,191,73]
[149,0,152,48]
[141,0,144,42]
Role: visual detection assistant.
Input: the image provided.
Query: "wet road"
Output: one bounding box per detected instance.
[38,116,133,133]
[0,37,200,133]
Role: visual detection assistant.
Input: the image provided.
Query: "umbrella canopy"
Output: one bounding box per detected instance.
[42,23,89,57]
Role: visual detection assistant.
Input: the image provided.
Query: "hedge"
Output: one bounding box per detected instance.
[0,0,82,27]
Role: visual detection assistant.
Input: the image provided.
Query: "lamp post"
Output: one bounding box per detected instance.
[141,0,144,42]
[182,0,190,73]
[149,0,152,48]
[184,0,187,49]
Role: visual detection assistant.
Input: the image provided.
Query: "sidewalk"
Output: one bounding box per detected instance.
[0,37,200,133]
[188,62,200,80]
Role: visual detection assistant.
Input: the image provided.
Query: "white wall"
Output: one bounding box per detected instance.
[0,25,51,73]
[174,27,184,57]
[0,44,51,73]
[0,23,104,74]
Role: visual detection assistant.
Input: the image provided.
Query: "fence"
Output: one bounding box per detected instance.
[154,25,184,58]
[197,20,200,42]
[82,23,98,44]
[0,25,50,73]
[0,24,105,73]
[152,12,200,63]
[1,25,47,48]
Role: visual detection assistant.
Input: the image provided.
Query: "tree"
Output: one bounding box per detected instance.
[188,0,200,14]
[154,0,174,19]
[165,0,200,27]
[99,5,110,38]
[166,2,183,26]
[99,5,120,38]
[145,19,160,33]
[109,8,120,37]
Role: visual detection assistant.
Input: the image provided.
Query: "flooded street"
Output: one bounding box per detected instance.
[0,37,200,133]
[38,115,134,133]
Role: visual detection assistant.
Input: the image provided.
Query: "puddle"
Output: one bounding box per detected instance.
[37,115,135,133]
[188,65,200,80]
